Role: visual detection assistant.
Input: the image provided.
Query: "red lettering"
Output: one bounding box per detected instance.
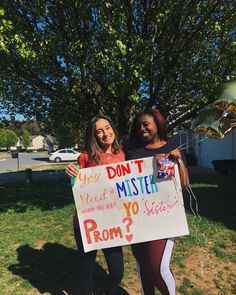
[106,163,132,179]
[102,229,109,241]
[121,163,131,175]
[93,227,123,242]
[116,165,121,176]
[106,166,116,179]
[83,219,97,244]
[109,227,123,239]
[134,159,144,173]
[94,230,103,242]
[83,221,124,244]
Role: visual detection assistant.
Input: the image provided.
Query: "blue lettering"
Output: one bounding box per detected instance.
[115,174,158,198]
[116,182,127,198]
[136,176,144,193]
[131,177,139,195]
[149,174,158,193]
[144,176,151,194]
[124,179,132,196]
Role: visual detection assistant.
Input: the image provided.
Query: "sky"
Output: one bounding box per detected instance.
[15,114,25,121]
[0,108,25,121]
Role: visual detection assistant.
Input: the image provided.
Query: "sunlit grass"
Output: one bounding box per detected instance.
[0,172,235,294]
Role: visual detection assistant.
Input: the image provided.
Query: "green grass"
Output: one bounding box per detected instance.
[30,163,68,171]
[173,173,236,295]
[0,171,235,294]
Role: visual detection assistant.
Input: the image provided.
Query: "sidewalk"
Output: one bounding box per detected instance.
[0,152,10,160]
[0,169,67,185]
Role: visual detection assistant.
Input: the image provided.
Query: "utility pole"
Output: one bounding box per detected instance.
[16,146,22,171]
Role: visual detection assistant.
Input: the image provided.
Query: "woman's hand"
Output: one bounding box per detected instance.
[155,150,181,165]
[169,149,182,161]
[169,149,189,189]
[65,163,80,178]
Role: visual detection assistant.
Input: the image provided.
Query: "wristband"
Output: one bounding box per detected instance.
[71,163,80,187]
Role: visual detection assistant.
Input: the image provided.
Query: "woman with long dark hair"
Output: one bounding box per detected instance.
[126,108,189,295]
[66,114,125,295]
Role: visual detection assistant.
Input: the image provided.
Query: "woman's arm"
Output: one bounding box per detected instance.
[169,149,189,189]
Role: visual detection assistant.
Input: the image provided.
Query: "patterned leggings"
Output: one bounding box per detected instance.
[132,238,175,295]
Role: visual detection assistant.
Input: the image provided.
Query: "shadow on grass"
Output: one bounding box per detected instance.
[0,178,72,213]
[184,173,236,230]
[1,170,235,230]
[32,157,50,162]
[0,170,67,184]
[8,243,128,295]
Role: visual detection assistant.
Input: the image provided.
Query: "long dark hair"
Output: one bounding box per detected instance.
[85,114,122,164]
[129,108,167,148]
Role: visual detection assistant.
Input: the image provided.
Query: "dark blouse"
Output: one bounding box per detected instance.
[126,139,183,161]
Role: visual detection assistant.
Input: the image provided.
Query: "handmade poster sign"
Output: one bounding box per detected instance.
[72,157,189,252]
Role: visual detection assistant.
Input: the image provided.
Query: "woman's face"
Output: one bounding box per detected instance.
[95,118,115,148]
[136,114,158,144]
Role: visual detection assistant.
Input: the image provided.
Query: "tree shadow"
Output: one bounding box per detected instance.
[8,243,129,295]
[0,170,67,185]
[32,157,50,162]
[0,175,72,213]
[183,173,236,230]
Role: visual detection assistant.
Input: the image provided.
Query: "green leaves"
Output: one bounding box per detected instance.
[115,39,126,55]
[0,8,5,16]
[0,0,235,142]
[0,129,18,149]
[13,34,37,59]
[21,130,30,149]
[105,2,112,9]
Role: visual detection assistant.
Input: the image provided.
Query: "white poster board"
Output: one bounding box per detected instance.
[72,157,189,252]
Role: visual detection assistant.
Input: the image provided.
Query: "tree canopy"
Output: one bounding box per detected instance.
[22,129,30,149]
[0,119,42,136]
[0,129,18,149]
[0,0,235,145]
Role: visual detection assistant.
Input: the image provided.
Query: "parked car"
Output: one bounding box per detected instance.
[49,149,81,162]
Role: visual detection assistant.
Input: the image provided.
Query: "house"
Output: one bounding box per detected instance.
[27,135,45,151]
[10,138,21,151]
[195,128,236,169]
[169,130,197,165]
[9,134,57,152]
[43,135,58,152]
[169,128,236,169]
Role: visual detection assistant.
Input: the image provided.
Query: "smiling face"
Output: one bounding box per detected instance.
[95,118,115,150]
[136,114,159,144]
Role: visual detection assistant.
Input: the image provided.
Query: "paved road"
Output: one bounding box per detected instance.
[0,153,50,173]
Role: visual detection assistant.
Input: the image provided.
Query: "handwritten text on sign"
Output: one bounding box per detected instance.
[72,157,189,252]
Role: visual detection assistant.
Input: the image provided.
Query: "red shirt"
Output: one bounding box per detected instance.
[74,150,125,228]
[78,150,125,168]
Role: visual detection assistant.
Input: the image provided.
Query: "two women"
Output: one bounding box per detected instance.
[67,109,189,295]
